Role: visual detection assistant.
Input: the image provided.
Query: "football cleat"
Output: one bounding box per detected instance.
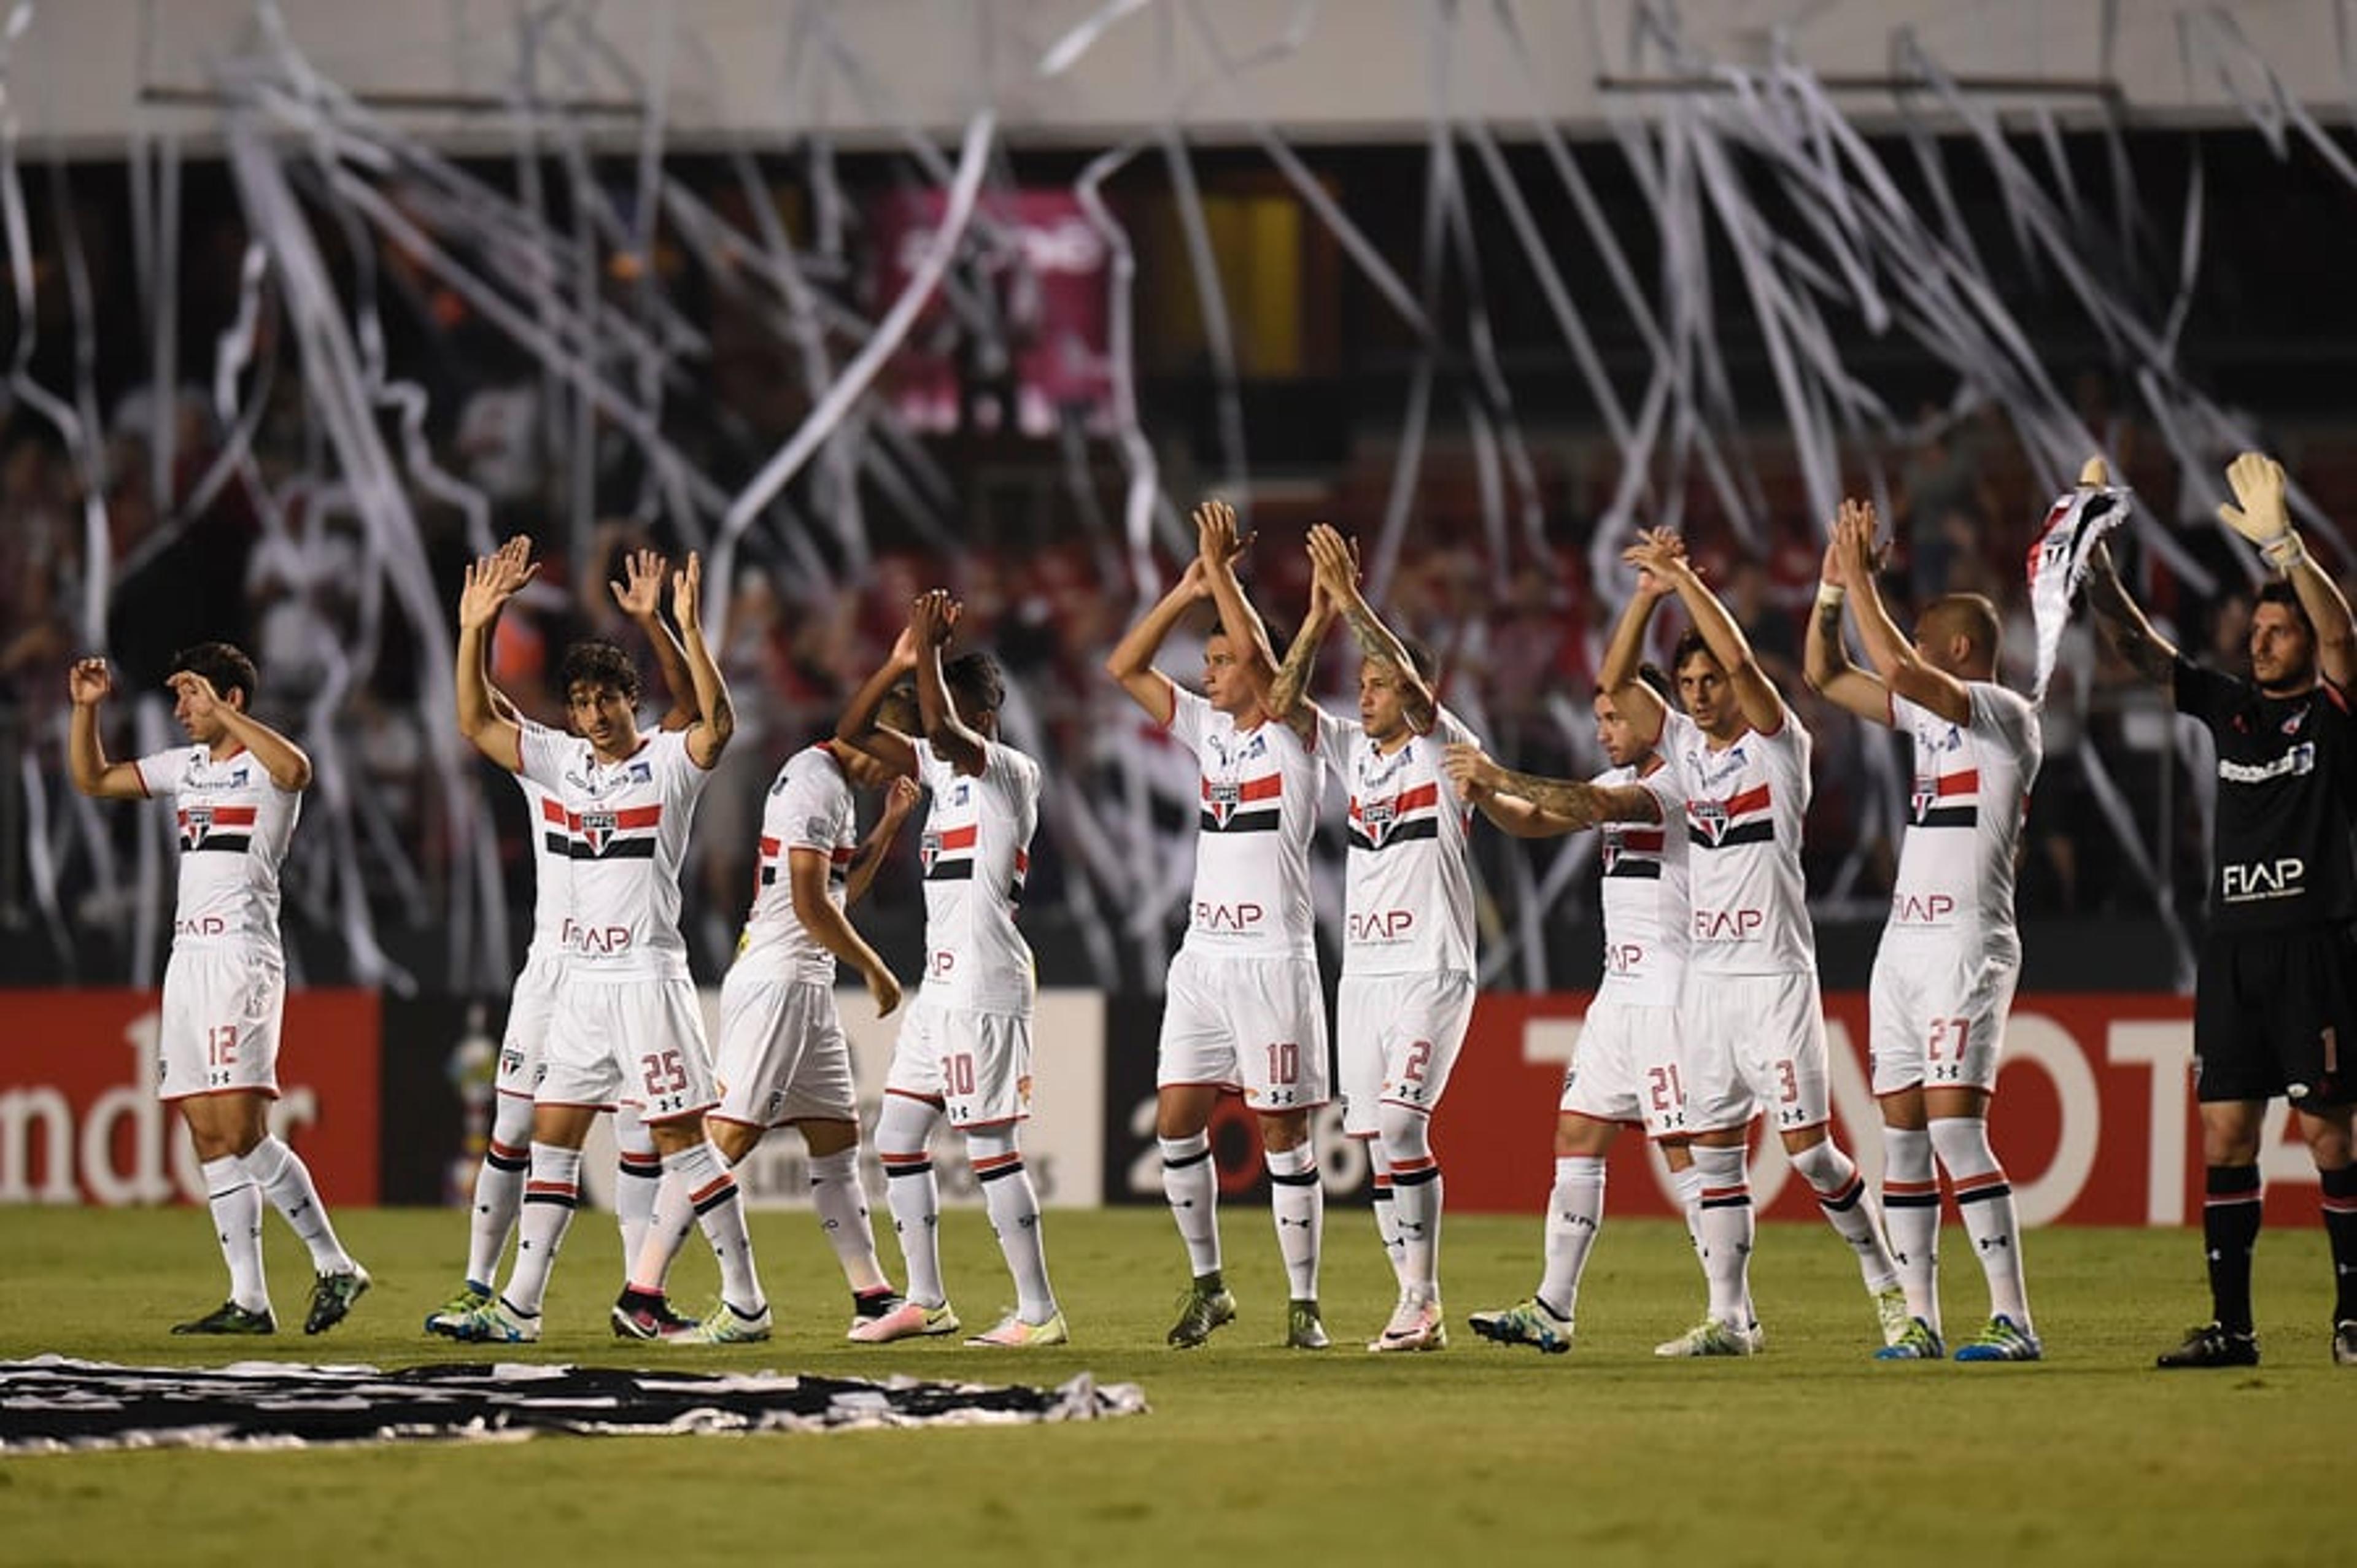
[1368,1295,1448,1353]
[1873,1317,1946,1361]
[848,1299,962,1343]
[2155,1322,2258,1369]
[304,1264,371,1335]
[611,1289,699,1342]
[1166,1276,1239,1349]
[1286,1299,1331,1351]
[966,1310,1070,1348]
[2334,1321,2357,1367]
[675,1300,773,1345]
[1654,1318,1756,1358]
[425,1297,540,1344]
[172,1300,277,1335]
[427,1281,493,1328]
[1874,1286,1911,1348]
[1466,1297,1574,1356]
[1953,1314,2043,1363]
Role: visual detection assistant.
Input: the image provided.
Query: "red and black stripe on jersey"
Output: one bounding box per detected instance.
[1200,773,1283,833]
[1348,781,1444,852]
[541,798,662,860]
[921,825,1030,904]
[1909,768,1980,828]
[177,804,257,854]
[1686,784,1775,850]
[1600,824,1666,879]
[756,836,853,887]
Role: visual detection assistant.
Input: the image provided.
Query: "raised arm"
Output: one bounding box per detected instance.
[65,659,147,799]
[837,630,921,781]
[455,549,532,772]
[1441,741,1660,828]
[1839,498,1973,725]
[911,590,988,778]
[2218,450,2356,692]
[1103,558,1213,725]
[1596,547,1673,744]
[172,674,313,792]
[1194,499,1282,689]
[613,546,700,732]
[1309,522,1435,735]
[1631,532,1786,735]
[1802,503,1891,724]
[1468,784,1590,840]
[670,553,735,770]
[789,846,903,1019]
[1266,565,1334,724]
[846,775,919,906]
[2081,540,2179,693]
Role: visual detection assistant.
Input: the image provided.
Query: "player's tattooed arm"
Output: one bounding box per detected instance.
[1312,523,1437,736]
[2081,541,2179,692]
[1441,743,1660,827]
[1266,592,1328,722]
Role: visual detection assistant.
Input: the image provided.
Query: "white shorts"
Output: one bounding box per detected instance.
[1679,971,1831,1135]
[496,950,564,1101]
[711,972,858,1129]
[1156,948,1331,1113]
[886,998,1033,1130]
[1558,992,1687,1140]
[1869,938,2020,1096]
[157,946,284,1102]
[1336,970,1474,1137]
[538,975,718,1122]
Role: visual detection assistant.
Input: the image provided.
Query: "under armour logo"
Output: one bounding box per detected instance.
[1978,1235,2011,1252]
[1279,1216,1312,1229]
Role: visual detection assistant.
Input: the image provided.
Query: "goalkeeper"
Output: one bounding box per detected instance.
[2084,452,2357,1369]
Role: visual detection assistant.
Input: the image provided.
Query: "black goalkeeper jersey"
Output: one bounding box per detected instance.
[2173,657,2357,932]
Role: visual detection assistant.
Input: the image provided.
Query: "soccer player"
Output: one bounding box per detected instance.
[1261,522,1477,1352]
[837,590,1066,1347]
[435,539,699,1326]
[1803,496,2044,1362]
[433,543,772,1345]
[1450,531,1905,1356]
[1456,668,1702,1356]
[2082,452,2357,1369]
[1104,500,1333,1351]
[68,643,370,1334]
[613,706,921,1343]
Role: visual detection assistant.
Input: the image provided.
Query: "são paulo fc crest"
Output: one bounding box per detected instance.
[180,805,215,850]
[580,810,617,855]
[1206,781,1242,827]
[919,830,942,874]
[1909,781,1938,821]
[1690,799,1730,845]
[1360,796,1398,845]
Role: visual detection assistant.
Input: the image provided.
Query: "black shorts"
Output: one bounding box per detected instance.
[2194,922,2357,1106]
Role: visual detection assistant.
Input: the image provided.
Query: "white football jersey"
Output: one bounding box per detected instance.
[1170,686,1326,959]
[516,720,571,961]
[135,742,301,955]
[913,737,1039,1014]
[1887,683,2041,961]
[735,743,859,986]
[517,726,709,981]
[1595,759,1689,1005]
[1644,705,1816,976]
[1320,705,1477,975]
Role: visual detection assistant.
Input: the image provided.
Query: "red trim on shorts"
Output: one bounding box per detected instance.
[1377,1096,1434,1117]
[161,1084,281,1105]
[1344,1129,1378,1141]
[533,1098,616,1112]
[705,1113,765,1130]
[495,1086,537,1102]
[958,1114,1032,1131]
[885,1087,948,1108]
[636,1099,719,1126]
[1243,1097,1331,1113]
[1158,1079,1244,1094]
[1777,1116,1830,1137]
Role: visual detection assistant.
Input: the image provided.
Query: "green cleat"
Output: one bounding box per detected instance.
[1953,1314,2044,1363]
[1873,1317,1946,1361]
[675,1300,773,1345]
[429,1282,493,1328]
[1166,1275,1239,1349]
[1874,1286,1911,1348]
[305,1264,371,1335]
[967,1309,1070,1347]
[1287,1298,1331,1351]
[172,1301,277,1335]
[1654,1318,1756,1358]
[425,1296,540,1344]
[1466,1297,1574,1356]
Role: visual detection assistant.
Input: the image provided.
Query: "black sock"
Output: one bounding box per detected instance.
[2204,1165,2263,1332]
[2320,1165,2357,1325]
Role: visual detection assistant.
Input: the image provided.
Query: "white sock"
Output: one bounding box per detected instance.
[1671,1159,1705,1257]
[971,1130,1057,1323]
[1365,1138,1409,1291]
[611,1103,662,1275]
[202,1154,269,1312]
[463,1095,533,1288]
[1159,1132,1223,1278]
[1692,1144,1754,1327]
[668,1140,764,1316]
[1265,1142,1323,1302]
[808,1145,889,1296]
[1382,1110,1442,1300]
[878,1095,946,1308]
[1881,1125,1942,1333]
[629,1168,699,1296]
[1931,1116,2031,1329]
[504,1142,582,1316]
[1790,1138,1900,1294]
[1536,1154,1605,1318]
[240,1135,352,1274]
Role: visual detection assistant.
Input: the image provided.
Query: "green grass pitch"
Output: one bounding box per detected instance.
[0,1204,2344,1567]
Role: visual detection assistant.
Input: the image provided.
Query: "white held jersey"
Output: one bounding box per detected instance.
[1645,705,1816,976]
[914,737,1039,1014]
[135,742,301,956]
[1320,705,1478,975]
[1170,685,1326,959]
[516,720,572,962]
[1595,760,1689,1005]
[1887,683,2041,962]
[736,743,859,986]
[517,725,709,981]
